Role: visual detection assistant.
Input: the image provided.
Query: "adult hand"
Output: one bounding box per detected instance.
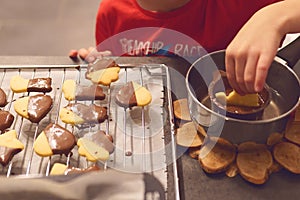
[69,47,112,63]
[225,3,285,95]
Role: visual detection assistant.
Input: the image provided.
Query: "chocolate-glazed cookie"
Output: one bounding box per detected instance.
[34,123,76,156]
[84,131,114,154]
[115,81,152,108]
[0,88,7,107]
[60,103,108,125]
[85,58,118,75]
[0,110,14,132]
[27,77,52,93]
[0,146,22,166]
[75,85,106,101]
[27,94,53,123]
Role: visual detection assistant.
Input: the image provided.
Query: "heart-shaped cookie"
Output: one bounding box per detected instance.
[85,58,120,86]
[59,103,108,125]
[83,131,114,154]
[14,94,53,123]
[0,130,24,166]
[237,142,273,184]
[0,110,14,132]
[77,138,109,162]
[62,79,106,101]
[176,122,204,147]
[273,141,300,174]
[10,75,52,93]
[33,123,76,157]
[115,81,152,108]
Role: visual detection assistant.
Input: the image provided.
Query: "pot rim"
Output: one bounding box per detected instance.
[185,50,300,124]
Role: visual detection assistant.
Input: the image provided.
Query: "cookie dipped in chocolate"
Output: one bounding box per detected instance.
[0,88,7,107]
[85,58,118,76]
[75,85,106,101]
[115,81,137,108]
[0,110,14,132]
[28,77,52,93]
[28,94,53,123]
[84,131,114,154]
[66,103,108,124]
[0,146,22,166]
[43,123,76,155]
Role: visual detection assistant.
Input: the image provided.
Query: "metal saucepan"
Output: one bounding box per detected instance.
[186,36,300,144]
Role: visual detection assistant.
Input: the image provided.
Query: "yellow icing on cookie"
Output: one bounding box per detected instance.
[59,107,85,125]
[77,138,109,162]
[62,79,76,101]
[0,130,24,149]
[10,75,29,93]
[132,82,152,106]
[14,96,29,119]
[33,131,53,157]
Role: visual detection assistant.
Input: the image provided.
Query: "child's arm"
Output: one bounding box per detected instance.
[225,0,300,95]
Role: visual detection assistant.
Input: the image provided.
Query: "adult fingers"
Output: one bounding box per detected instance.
[243,53,259,93]
[254,54,274,92]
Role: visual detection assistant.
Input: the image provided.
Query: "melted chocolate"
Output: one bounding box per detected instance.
[66,103,108,124]
[28,94,53,123]
[28,77,52,93]
[0,110,14,132]
[65,165,101,175]
[0,146,22,166]
[85,58,118,77]
[0,88,7,107]
[43,123,76,155]
[115,81,137,108]
[75,85,106,101]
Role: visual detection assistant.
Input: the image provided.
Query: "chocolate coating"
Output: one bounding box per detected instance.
[0,110,14,132]
[28,77,52,93]
[66,103,108,124]
[85,131,114,154]
[43,123,76,155]
[28,94,53,123]
[65,165,101,175]
[85,58,118,77]
[0,88,7,107]
[115,81,137,108]
[0,146,22,166]
[75,85,106,101]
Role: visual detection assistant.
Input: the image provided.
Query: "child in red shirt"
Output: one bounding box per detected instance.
[71,0,300,94]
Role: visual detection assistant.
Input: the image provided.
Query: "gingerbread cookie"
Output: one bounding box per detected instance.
[284,121,300,145]
[33,123,76,157]
[237,142,273,185]
[115,81,152,108]
[199,137,236,174]
[0,88,7,107]
[77,138,110,162]
[175,122,204,147]
[14,94,53,123]
[0,110,14,132]
[62,79,106,101]
[59,103,108,125]
[85,59,120,86]
[0,130,24,166]
[273,142,300,174]
[173,98,191,121]
[10,75,52,93]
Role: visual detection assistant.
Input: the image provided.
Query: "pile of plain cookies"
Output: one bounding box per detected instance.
[0,58,153,175]
[173,98,300,185]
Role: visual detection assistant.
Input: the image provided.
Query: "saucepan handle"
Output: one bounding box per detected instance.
[277,36,300,68]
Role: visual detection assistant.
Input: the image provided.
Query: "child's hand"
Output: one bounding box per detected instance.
[69,47,112,63]
[225,2,285,95]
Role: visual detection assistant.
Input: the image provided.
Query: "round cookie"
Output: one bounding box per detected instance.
[175,122,204,147]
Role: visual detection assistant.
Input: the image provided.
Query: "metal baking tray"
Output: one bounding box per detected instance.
[0,62,179,200]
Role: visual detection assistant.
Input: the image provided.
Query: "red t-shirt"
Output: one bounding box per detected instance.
[95,0,280,57]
